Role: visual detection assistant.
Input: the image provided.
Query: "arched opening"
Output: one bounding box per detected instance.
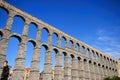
[41,28,49,43]
[24,41,34,68]
[52,32,58,46]
[82,46,85,54]
[96,52,99,61]
[94,62,96,66]
[69,40,73,48]
[89,60,92,64]
[92,50,95,59]
[52,48,58,68]
[87,48,90,58]
[75,43,79,51]
[62,52,66,67]
[77,57,81,63]
[0,7,8,29]
[11,15,25,34]
[6,36,20,70]
[0,31,3,40]
[61,36,66,48]
[84,59,87,62]
[28,23,37,39]
[40,44,48,72]
[70,54,74,64]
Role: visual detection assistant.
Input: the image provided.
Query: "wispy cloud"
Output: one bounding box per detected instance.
[93,28,120,59]
[98,36,112,41]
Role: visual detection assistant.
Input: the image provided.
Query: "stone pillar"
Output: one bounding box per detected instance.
[88,62,91,80]
[30,46,40,80]
[89,50,92,59]
[78,60,82,80]
[43,50,52,80]
[101,66,105,79]
[36,28,41,41]
[90,63,94,80]
[84,47,87,55]
[48,33,52,45]
[57,35,61,47]
[64,54,71,80]
[22,20,30,36]
[12,41,27,80]
[79,45,82,53]
[97,65,101,80]
[84,60,89,80]
[94,53,97,60]
[65,39,69,48]
[103,67,107,77]
[93,64,96,80]
[87,62,90,80]
[54,52,62,80]
[5,10,15,30]
[72,43,76,50]
[79,60,84,80]
[71,57,79,80]
[0,30,10,75]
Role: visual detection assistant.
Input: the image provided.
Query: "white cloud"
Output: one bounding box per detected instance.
[98,36,112,41]
[93,29,120,59]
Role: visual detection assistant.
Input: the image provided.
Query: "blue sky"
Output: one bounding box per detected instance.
[0,0,120,71]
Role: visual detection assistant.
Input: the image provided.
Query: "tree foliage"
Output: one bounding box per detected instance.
[104,76,120,80]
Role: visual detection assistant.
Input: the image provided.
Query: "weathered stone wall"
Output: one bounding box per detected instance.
[118,60,120,77]
[0,0,119,80]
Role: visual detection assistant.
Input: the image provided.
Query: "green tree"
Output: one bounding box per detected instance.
[104,76,120,80]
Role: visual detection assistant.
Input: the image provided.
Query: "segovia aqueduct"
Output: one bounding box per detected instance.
[0,0,120,80]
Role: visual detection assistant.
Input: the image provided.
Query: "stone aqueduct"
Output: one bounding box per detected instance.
[0,0,119,80]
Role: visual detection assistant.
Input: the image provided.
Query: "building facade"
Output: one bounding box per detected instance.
[0,0,119,80]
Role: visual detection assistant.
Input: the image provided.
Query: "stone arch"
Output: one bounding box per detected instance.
[107,57,109,60]
[77,56,81,63]
[52,48,59,68]
[25,41,35,67]
[41,44,49,50]
[0,31,3,40]
[87,48,90,58]
[41,27,49,43]
[104,56,106,59]
[75,43,80,51]
[89,60,92,64]
[81,45,85,54]
[52,32,58,46]
[28,22,38,39]
[27,39,36,47]
[91,50,95,59]
[106,66,108,70]
[40,44,49,72]
[10,34,22,43]
[0,6,9,14]
[11,15,25,34]
[109,67,111,70]
[112,68,114,71]
[61,36,66,48]
[84,58,87,62]
[94,62,96,65]
[98,63,101,66]
[0,6,9,29]
[96,52,99,61]
[6,36,20,70]
[69,40,73,48]
[62,52,68,67]
[77,56,81,61]
[102,65,104,68]
[70,54,75,64]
